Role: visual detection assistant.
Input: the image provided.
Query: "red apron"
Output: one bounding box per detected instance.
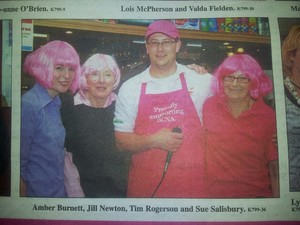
[127,73,205,198]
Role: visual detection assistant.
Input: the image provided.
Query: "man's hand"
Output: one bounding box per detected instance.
[115,128,183,153]
[151,128,183,152]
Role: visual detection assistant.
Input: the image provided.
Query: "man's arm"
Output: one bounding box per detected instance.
[115,128,183,153]
[269,160,279,197]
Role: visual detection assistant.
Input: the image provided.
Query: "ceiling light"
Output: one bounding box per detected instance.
[133,40,145,44]
[33,33,48,38]
[187,43,202,47]
[237,48,244,53]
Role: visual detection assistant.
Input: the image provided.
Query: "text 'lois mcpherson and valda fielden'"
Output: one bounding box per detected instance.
[121,5,235,13]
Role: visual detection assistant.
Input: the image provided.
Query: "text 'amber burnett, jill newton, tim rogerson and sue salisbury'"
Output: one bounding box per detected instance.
[30,204,270,215]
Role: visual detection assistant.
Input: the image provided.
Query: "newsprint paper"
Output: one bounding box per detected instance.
[0,0,300,224]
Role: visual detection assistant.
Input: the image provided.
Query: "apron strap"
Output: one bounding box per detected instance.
[141,82,147,95]
[179,73,188,91]
[141,72,187,96]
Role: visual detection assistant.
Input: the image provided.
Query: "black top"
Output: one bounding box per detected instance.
[60,93,130,198]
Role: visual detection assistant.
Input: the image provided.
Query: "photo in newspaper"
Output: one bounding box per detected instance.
[0,0,300,224]
[278,17,300,194]
[19,17,277,199]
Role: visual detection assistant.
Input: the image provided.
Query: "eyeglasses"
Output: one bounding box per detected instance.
[147,40,177,48]
[223,75,251,84]
[88,71,114,83]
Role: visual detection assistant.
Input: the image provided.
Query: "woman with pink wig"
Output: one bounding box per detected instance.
[203,53,279,198]
[60,53,130,197]
[20,40,81,197]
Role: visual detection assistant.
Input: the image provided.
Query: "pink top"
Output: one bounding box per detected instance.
[203,96,278,198]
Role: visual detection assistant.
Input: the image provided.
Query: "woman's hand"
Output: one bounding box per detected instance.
[272,133,278,146]
[186,64,208,75]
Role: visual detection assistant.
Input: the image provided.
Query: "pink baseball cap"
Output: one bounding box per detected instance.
[145,20,179,39]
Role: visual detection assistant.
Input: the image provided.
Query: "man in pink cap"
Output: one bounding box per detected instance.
[114,20,212,198]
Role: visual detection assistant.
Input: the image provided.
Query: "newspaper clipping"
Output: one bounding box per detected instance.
[0,0,300,224]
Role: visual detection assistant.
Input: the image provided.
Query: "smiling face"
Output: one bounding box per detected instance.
[47,64,75,98]
[146,33,181,77]
[223,72,252,103]
[85,67,115,107]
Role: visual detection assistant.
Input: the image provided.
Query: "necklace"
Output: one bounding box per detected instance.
[290,79,300,90]
[285,77,300,105]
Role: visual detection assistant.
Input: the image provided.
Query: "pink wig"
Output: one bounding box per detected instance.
[80,54,121,90]
[23,40,80,93]
[211,54,273,99]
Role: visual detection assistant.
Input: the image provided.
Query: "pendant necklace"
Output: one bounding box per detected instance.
[285,76,300,105]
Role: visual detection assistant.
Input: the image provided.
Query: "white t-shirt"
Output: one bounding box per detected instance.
[114,63,213,132]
